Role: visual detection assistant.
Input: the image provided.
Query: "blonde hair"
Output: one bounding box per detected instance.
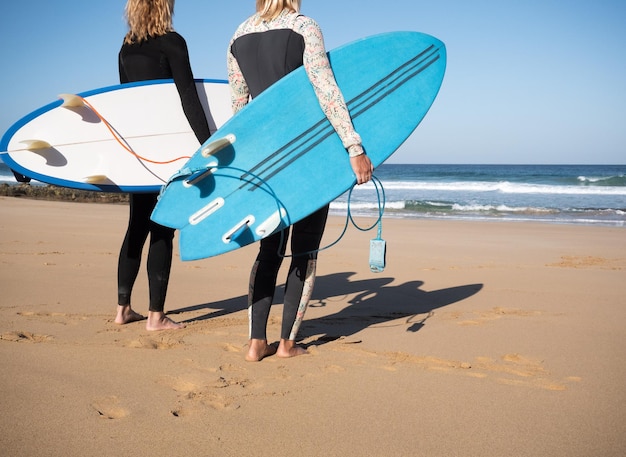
[256,0,301,21]
[124,0,175,44]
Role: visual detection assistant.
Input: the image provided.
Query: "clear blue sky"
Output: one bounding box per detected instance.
[2,0,625,164]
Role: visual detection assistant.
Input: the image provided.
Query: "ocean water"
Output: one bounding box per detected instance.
[1,162,625,226]
[333,163,626,227]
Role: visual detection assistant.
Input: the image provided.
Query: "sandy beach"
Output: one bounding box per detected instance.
[1,195,625,456]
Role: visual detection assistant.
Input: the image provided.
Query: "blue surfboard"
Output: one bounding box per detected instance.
[151,31,446,260]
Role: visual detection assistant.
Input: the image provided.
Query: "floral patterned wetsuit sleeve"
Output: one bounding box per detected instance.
[294,16,363,154]
[227,12,363,155]
[227,35,250,115]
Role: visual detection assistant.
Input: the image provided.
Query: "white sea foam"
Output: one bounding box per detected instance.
[450,203,556,214]
[352,180,626,196]
[578,174,625,183]
[330,201,405,211]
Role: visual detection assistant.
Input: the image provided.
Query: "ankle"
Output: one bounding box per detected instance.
[277,339,307,358]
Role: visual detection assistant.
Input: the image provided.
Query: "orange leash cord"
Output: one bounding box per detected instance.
[78,95,191,165]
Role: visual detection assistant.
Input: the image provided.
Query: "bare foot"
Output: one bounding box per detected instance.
[276,339,308,358]
[115,305,145,325]
[146,311,185,331]
[245,339,278,362]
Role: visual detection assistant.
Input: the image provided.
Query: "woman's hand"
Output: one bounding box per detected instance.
[350,153,374,185]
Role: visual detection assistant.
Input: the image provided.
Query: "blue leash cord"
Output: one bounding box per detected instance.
[162,165,386,266]
[365,176,387,273]
[281,175,386,260]
[348,175,385,236]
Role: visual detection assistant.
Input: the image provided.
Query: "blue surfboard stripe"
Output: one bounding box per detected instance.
[169,41,443,204]
[350,47,441,117]
[264,47,443,180]
[245,45,439,179]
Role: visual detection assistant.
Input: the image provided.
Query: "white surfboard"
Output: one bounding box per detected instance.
[0,79,231,192]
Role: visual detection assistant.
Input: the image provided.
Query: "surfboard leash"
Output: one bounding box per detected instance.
[71,95,192,165]
[350,175,387,273]
[160,164,387,271]
[280,175,387,273]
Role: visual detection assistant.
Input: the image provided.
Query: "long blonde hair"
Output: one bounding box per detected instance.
[124,0,175,44]
[256,0,301,21]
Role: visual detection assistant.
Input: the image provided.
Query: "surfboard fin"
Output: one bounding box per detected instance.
[83,175,109,184]
[255,208,287,238]
[201,134,236,158]
[183,162,218,188]
[222,215,255,243]
[20,139,52,150]
[58,93,85,108]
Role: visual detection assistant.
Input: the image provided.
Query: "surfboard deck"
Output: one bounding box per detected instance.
[152,31,446,260]
[0,79,231,192]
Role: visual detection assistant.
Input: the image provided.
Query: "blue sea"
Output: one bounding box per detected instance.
[333,163,626,227]
[1,162,625,226]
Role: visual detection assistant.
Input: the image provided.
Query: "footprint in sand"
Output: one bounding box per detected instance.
[443,307,543,326]
[484,353,577,391]
[160,373,250,413]
[124,335,186,350]
[158,374,208,393]
[195,392,240,411]
[547,255,624,270]
[91,396,129,419]
[343,347,579,392]
[0,330,53,343]
[17,311,89,325]
[219,342,242,353]
[323,364,346,373]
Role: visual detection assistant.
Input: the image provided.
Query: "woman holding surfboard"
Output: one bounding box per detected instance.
[115,0,211,330]
[228,0,374,360]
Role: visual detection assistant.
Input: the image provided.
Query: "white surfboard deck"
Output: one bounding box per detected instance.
[0,79,231,192]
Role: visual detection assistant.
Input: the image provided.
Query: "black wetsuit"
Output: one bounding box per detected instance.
[117,32,209,312]
[230,24,329,341]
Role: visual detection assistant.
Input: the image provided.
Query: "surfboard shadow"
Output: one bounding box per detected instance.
[169,272,483,342]
[168,274,393,324]
[63,105,101,124]
[29,147,68,167]
[299,272,483,346]
[170,295,248,323]
[196,84,219,133]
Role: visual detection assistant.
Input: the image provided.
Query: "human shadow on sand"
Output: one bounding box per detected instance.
[299,272,482,347]
[170,272,482,345]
